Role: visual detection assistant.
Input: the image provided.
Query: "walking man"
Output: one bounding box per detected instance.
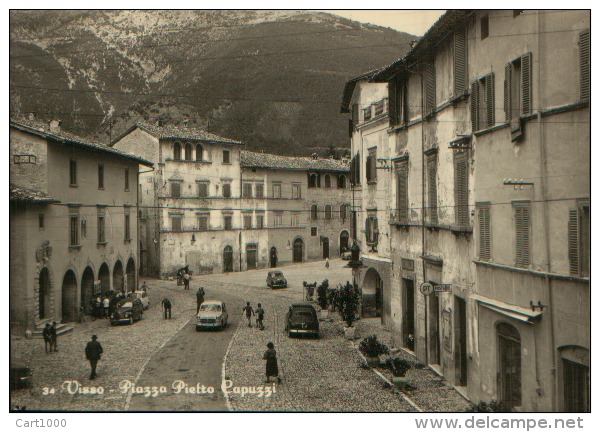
[103,296,110,319]
[162,297,172,319]
[140,281,149,292]
[183,272,191,290]
[50,322,58,352]
[325,257,330,269]
[85,335,103,380]
[196,287,205,314]
[43,323,52,353]
[255,303,265,330]
[242,302,254,327]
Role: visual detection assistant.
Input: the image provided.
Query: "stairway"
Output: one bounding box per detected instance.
[32,319,73,339]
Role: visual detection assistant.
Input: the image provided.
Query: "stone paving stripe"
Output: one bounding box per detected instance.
[222,317,243,412]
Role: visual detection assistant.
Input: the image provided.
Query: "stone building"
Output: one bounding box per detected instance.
[343,10,590,412]
[10,117,152,331]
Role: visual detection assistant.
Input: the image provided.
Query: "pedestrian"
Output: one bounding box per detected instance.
[325,257,330,269]
[42,323,52,354]
[50,322,58,352]
[85,335,103,380]
[263,342,281,384]
[183,271,191,290]
[103,296,110,319]
[141,281,149,292]
[255,303,265,330]
[242,302,254,327]
[95,294,103,319]
[162,297,172,319]
[196,287,205,314]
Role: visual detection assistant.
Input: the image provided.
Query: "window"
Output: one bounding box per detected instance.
[97,213,105,243]
[222,150,230,164]
[308,173,320,188]
[580,31,590,101]
[478,203,491,261]
[471,73,495,131]
[197,182,209,197]
[222,183,231,198]
[98,164,104,189]
[292,184,302,199]
[362,106,372,122]
[291,213,300,227]
[272,183,282,199]
[340,204,348,221]
[453,30,467,95]
[350,153,360,185]
[256,214,264,229]
[70,215,79,246]
[514,202,531,268]
[255,183,264,198]
[171,182,181,198]
[389,79,409,126]
[69,159,77,186]
[324,174,331,188]
[325,205,332,219]
[184,143,192,161]
[273,213,283,227]
[569,202,590,277]
[173,142,181,160]
[481,14,489,40]
[426,153,438,224]
[243,183,253,198]
[197,214,209,231]
[243,214,252,229]
[171,215,182,231]
[196,144,204,161]
[365,212,379,246]
[39,213,44,229]
[311,227,318,237]
[311,204,318,220]
[454,152,469,227]
[124,167,130,191]
[124,213,131,240]
[395,160,408,222]
[223,215,232,230]
[504,53,532,121]
[424,62,436,114]
[337,175,346,189]
[366,148,377,183]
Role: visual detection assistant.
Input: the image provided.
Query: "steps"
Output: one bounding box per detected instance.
[32,319,73,339]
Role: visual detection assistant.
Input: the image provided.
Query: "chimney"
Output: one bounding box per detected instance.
[29,112,36,121]
[48,119,62,131]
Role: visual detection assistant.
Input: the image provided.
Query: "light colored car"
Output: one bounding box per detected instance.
[196,300,228,331]
[132,290,150,309]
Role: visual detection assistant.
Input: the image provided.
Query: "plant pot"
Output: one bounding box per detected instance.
[391,375,409,390]
[320,309,330,320]
[344,326,356,340]
[365,356,380,368]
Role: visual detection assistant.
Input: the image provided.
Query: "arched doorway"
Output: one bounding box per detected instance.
[246,244,258,270]
[497,322,522,410]
[270,247,278,268]
[81,267,95,316]
[38,268,51,320]
[362,267,383,320]
[223,246,233,273]
[113,260,124,292]
[126,258,136,292]
[98,263,110,294]
[322,237,330,259]
[61,270,77,322]
[293,238,304,263]
[339,230,350,254]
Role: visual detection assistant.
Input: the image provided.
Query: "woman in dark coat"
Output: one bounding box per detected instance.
[263,342,281,383]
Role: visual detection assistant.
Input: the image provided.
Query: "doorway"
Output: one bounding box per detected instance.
[497,323,522,410]
[81,267,95,316]
[126,258,136,292]
[563,359,590,412]
[113,260,124,292]
[223,246,234,273]
[98,263,110,294]
[270,247,277,268]
[246,244,257,270]
[403,279,415,351]
[61,270,77,322]
[322,237,330,259]
[293,238,304,263]
[339,230,349,254]
[428,292,441,364]
[454,296,468,386]
[38,268,51,320]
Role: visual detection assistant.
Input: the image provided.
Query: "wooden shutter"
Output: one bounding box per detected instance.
[388,79,398,126]
[425,62,436,114]
[470,81,479,131]
[521,52,532,115]
[352,103,359,126]
[515,204,530,268]
[485,73,495,128]
[454,30,467,95]
[402,81,409,123]
[568,209,579,275]
[396,161,408,222]
[504,63,512,121]
[579,30,590,101]
[365,154,372,181]
[478,205,491,261]
[427,154,438,224]
[369,150,377,182]
[348,119,354,137]
[454,152,469,227]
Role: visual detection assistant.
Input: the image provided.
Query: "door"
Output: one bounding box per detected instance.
[339,230,349,254]
[563,359,590,412]
[322,237,329,259]
[246,244,257,270]
[403,279,415,351]
[38,268,50,320]
[498,323,522,410]
[293,238,303,263]
[185,251,202,275]
[375,273,383,319]
[454,296,468,386]
[270,247,277,268]
[223,246,233,273]
[429,293,440,364]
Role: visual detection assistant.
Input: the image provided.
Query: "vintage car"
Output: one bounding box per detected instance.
[285,303,319,338]
[132,290,150,309]
[266,270,287,288]
[10,356,32,390]
[110,298,144,325]
[196,300,228,331]
[341,250,352,260]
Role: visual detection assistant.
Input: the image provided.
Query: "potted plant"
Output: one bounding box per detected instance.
[330,281,361,339]
[358,335,389,367]
[386,356,411,389]
[317,279,329,319]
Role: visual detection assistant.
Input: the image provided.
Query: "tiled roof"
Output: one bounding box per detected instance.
[241,151,349,173]
[128,122,242,145]
[10,183,60,204]
[10,117,153,167]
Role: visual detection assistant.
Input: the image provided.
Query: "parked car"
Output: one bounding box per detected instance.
[285,303,319,338]
[196,300,228,331]
[132,290,150,309]
[267,270,287,288]
[111,298,144,325]
[341,250,352,260]
[10,356,32,390]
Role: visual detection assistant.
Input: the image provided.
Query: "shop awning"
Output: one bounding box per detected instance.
[472,294,542,323]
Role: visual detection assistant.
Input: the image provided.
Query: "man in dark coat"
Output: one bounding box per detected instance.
[162,297,172,319]
[42,323,52,353]
[196,287,205,314]
[50,322,58,352]
[85,335,103,380]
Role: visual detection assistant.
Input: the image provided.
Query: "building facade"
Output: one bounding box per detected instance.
[10,118,152,331]
[343,10,590,412]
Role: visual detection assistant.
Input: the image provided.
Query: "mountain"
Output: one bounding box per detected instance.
[10,10,415,156]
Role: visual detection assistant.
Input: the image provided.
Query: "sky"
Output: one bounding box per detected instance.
[320,10,446,36]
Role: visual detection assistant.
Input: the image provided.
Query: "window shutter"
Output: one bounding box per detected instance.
[396,161,408,222]
[568,209,579,275]
[370,151,377,181]
[402,81,409,123]
[579,30,590,101]
[504,63,512,121]
[453,30,467,95]
[352,103,359,126]
[388,79,398,126]
[470,81,479,131]
[485,73,495,128]
[454,152,469,227]
[365,155,372,181]
[427,154,438,224]
[515,205,530,268]
[521,52,532,115]
[478,206,491,261]
[425,62,436,114]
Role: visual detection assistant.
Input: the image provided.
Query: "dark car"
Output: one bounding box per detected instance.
[110,298,143,325]
[10,356,32,390]
[285,303,319,338]
[267,270,287,288]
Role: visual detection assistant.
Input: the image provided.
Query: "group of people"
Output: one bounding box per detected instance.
[42,322,58,353]
[177,266,193,290]
[91,291,129,319]
[242,302,265,330]
[242,302,279,383]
